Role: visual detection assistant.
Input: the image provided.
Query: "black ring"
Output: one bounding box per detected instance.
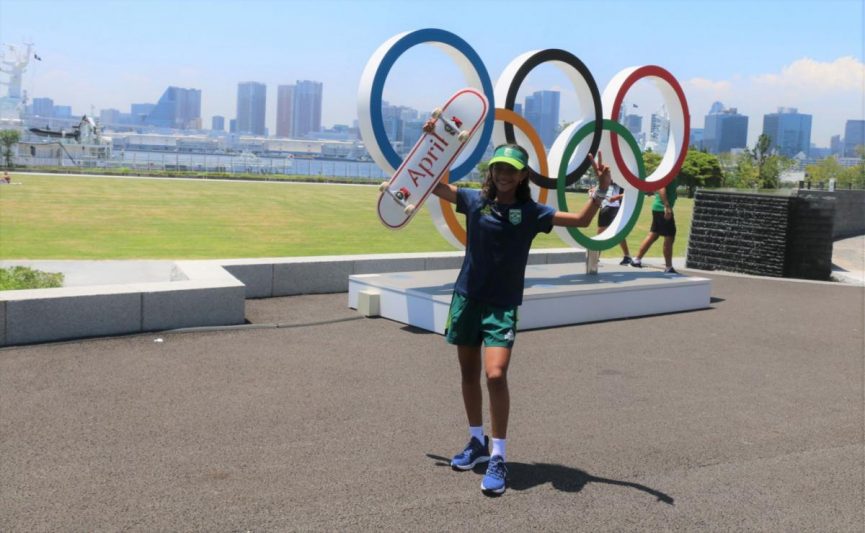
[501,49,603,189]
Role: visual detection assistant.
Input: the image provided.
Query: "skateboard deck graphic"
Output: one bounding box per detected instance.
[377,88,488,229]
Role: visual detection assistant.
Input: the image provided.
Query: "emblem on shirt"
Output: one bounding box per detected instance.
[508,209,522,225]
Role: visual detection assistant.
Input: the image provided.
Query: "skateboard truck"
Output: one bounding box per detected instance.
[379,182,416,214]
[431,108,470,142]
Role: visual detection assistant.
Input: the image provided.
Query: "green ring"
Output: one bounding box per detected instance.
[556,119,646,251]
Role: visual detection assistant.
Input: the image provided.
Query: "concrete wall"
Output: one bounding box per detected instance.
[217,249,586,299]
[1,271,247,346]
[794,190,865,239]
[0,249,586,347]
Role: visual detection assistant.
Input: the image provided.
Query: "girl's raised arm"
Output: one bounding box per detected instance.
[432,181,458,204]
[552,151,611,228]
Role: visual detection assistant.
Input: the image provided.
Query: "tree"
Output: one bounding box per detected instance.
[0,129,21,169]
[753,133,772,174]
[841,145,865,189]
[734,153,760,189]
[677,148,723,197]
[716,152,739,188]
[805,156,845,187]
[738,134,792,189]
[642,149,662,175]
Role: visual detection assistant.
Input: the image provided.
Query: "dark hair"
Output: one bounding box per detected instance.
[482,144,533,203]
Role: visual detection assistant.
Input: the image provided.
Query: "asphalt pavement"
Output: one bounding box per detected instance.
[1,270,862,531]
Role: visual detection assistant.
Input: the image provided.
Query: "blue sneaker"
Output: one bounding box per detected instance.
[450,436,490,470]
[481,455,508,495]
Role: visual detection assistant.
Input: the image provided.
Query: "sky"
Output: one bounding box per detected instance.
[1,0,863,147]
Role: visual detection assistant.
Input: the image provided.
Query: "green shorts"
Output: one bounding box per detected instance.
[445,292,518,348]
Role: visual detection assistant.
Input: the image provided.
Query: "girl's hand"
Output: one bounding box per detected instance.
[588,151,611,191]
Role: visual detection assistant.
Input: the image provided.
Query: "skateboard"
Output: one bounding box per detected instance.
[377,88,488,229]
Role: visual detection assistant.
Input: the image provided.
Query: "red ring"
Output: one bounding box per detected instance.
[609,65,690,192]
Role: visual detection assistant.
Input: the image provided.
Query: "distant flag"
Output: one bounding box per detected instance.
[33,53,41,61]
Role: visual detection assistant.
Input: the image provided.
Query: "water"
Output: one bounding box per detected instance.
[21,149,483,182]
[117,150,391,180]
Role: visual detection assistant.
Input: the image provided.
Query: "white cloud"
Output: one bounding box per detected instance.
[752,56,864,92]
[687,77,732,95]
[683,57,865,146]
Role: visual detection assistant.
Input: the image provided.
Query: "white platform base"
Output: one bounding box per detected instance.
[348,263,712,334]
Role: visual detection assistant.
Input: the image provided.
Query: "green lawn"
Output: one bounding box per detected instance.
[0,174,692,259]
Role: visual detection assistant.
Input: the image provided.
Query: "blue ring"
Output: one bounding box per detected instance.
[368,28,495,183]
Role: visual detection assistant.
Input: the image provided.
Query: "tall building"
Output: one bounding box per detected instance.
[275,80,323,139]
[145,86,201,129]
[830,135,844,156]
[843,120,865,157]
[689,128,704,151]
[648,105,670,153]
[703,104,748,154]
[275,85,294,138]
[100,108,121,126]
[380,101,405,151]
[236,82,267,136]
[621,115,646,148]
[130,103,155,125]
[32,97,54,117]
[762,107,812,157]
[294,80,323,138]
[623,113,642,140]
[212,115,225,131]
[524,90,560,148]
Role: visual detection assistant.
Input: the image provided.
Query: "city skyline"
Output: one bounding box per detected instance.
[1,0,863,147]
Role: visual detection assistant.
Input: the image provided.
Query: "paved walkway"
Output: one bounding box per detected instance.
[1,272,862,530]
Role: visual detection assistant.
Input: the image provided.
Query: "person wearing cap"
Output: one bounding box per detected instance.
[426,123,611,495]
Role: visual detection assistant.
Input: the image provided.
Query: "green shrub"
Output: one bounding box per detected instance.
[0,266,64,290]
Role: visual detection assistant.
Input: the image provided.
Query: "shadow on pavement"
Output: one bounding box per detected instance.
[426,454,674,504]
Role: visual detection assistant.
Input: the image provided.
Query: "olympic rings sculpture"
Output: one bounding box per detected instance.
[358,28,689,252]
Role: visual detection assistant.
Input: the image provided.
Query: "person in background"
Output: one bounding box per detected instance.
[597,180,632,265]
[631,177,678,274]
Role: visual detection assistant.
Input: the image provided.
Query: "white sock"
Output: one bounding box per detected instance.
[469,426,484,444]
[491,438,506,460]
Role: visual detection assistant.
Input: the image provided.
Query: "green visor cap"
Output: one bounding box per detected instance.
[488,145,528,170]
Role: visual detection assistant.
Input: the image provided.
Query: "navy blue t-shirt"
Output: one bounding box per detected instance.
[453,188,556,307]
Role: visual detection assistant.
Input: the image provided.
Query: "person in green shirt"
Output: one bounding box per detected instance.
[631,177,678,274]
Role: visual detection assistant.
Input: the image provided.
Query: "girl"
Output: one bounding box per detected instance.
[430,138,611,495]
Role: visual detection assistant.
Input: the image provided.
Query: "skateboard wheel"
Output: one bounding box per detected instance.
[379,181,389,192]
[431,108,442,119]
[404,204,415,215]
[458,131,469,142]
